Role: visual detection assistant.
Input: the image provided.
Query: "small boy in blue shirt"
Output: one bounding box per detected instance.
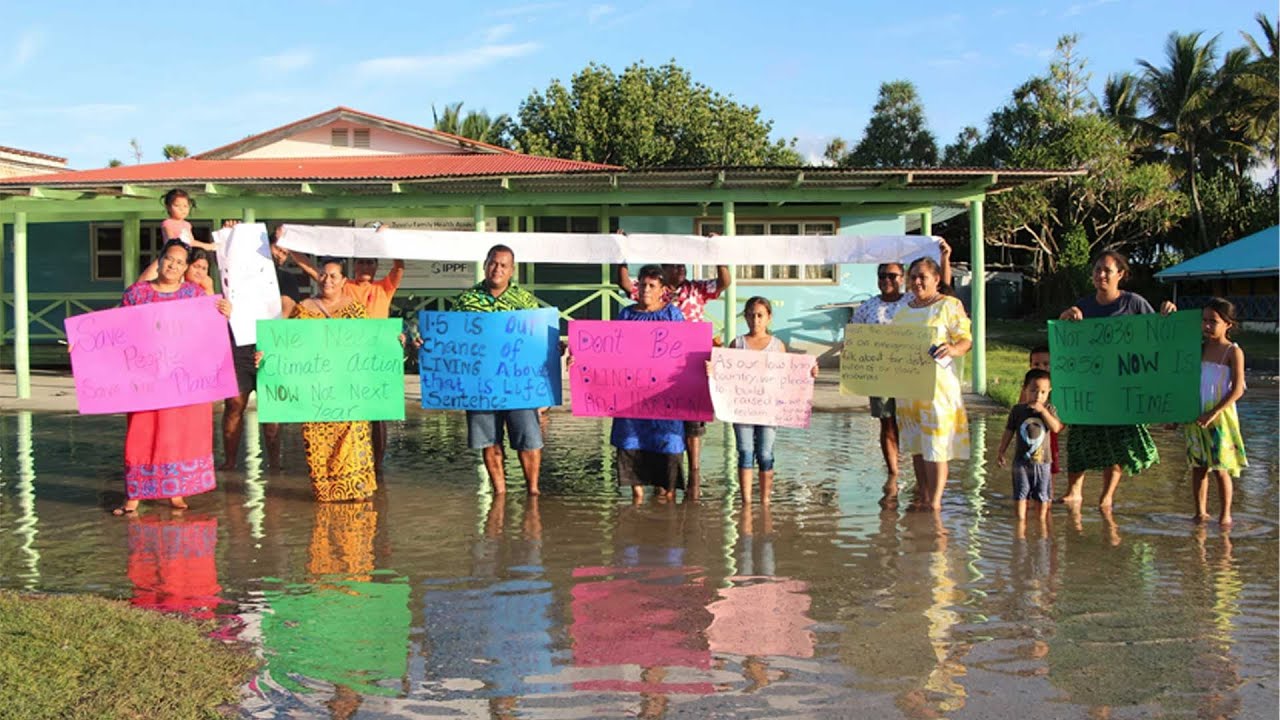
[997,369,1064,523]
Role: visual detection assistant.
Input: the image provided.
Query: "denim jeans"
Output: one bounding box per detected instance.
[733,423,777,471]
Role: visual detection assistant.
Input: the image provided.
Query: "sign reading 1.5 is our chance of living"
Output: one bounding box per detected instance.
[1048,310,1200,425]
[418,308,562,410]
[255,319,405,423]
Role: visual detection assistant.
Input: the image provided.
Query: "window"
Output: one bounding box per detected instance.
[91,222,212,281]
[695,219,838,283]
[352,129,371,148]
[330,128,349,147]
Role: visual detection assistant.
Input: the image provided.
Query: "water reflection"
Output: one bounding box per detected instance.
[0,388,1276,718]
[260,501,411,705]
[125,513,221,619]
[420,497,559,700]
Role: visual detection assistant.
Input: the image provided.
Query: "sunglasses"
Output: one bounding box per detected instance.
[877,272,901,280]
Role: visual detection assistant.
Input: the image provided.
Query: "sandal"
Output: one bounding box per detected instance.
[112,506,137,516]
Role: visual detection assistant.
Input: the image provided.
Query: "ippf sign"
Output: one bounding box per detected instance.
[356,217,491,288]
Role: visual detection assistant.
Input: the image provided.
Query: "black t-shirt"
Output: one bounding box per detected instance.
[275,266,305,302]
[1006,403,1055,465]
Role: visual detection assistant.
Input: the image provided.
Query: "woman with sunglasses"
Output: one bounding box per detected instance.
[850,238,951,506]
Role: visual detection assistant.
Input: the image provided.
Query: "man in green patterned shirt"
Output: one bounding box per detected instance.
[453,244,545,495]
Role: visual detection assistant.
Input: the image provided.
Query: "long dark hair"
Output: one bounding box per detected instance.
[1203,297,1239,338]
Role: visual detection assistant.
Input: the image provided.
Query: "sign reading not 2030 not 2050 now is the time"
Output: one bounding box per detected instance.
[1048,311,1200,425]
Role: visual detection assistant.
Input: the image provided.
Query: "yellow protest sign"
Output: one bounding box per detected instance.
[839,323,937,400]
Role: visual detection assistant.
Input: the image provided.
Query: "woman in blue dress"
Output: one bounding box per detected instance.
[611,265,687,502]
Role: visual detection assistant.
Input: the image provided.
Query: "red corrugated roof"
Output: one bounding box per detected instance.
[0,153,618,186]
[0,145,67,164]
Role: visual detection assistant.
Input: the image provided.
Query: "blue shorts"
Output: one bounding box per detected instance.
[466,409,543,451]
[1012,462,1052,502]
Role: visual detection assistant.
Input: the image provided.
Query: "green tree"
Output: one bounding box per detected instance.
[842,80,938,167]
[823,137,848,165]
[431,102,513,148]
[107,158,123,168]
[512,61,801,167]
[1135,32,1239,252]
[162,144,189,161]
[1236,13,1278,167]
[955,36,1186,303]
[941,126,982,166]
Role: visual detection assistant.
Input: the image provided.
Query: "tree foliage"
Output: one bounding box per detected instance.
[432,102,514,148]
[511,61,801,167]
[838,80,938,167]
[162,144,189,161]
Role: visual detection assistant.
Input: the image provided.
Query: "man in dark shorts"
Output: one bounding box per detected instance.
[453,244,545,495]
[219,225,308,470]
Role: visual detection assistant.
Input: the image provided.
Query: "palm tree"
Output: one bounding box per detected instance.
[1136,32,1230,251]
[1238,13,1279,166]
[431,102,513,148]
[162,144,189,161]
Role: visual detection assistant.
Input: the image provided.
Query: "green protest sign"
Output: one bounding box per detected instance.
[1047,310,1200,425]
[256,319,405,423]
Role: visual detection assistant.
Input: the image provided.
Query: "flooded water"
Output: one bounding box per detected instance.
[1,391,1277,719]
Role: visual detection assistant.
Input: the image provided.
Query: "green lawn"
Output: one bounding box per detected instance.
[0,591,257,720]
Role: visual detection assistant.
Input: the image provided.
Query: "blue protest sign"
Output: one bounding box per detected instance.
[418,307,562,410]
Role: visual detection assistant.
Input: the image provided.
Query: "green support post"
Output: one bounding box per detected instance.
[599,205,611,320]
[122,213,141,289]
[969,199,986,395]
[242,207,256,223]
[921,208,933,236]
[0,217,6,347]
[722,201,736,344]
[13,212,29,399]
[473,205,485,283]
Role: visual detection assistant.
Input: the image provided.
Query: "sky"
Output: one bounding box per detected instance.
[0,0,1271,169]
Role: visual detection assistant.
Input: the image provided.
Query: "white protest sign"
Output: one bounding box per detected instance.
[215,223,282,346]
[279,225,942,266]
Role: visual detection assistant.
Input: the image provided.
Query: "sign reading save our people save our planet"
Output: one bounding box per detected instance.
[839,324,937,400]
[64,296,239,414]
[710,348,816,428]
[569,320,714,421]
[255,319,405,423]
[417,308,562,410]
[1048,310,1201,424]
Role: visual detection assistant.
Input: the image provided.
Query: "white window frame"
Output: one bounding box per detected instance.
[694,218,839,285]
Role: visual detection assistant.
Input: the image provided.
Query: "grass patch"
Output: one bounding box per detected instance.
[0,591,257,720]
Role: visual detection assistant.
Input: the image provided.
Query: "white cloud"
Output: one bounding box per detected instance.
[1064,0,1116,17]
[927,50,983,69]
[587,4,615,24]
[1012,42,1054,60]
[485,23,516,42]
[489,2,563,18]
[357,42,540,82]
[258,50,313,73]
[9,29,43,70]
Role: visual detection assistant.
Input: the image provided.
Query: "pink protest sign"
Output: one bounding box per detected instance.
[569,320,714,421]
[709,348,816,428]
[64,296,238,414]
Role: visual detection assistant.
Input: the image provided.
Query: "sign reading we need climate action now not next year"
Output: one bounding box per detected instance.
[255,319,405,423]
[1048,310,1200,425]
[417,308,562,411]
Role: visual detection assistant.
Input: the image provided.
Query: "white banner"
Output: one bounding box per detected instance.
[278,225,942,266]
[214,223,283,346]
